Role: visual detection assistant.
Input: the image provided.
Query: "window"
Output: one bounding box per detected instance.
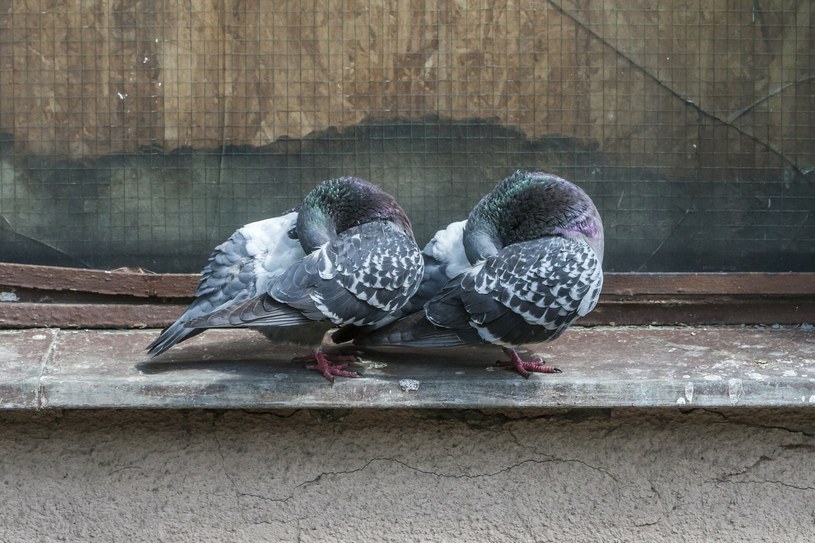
[0,2,812,330]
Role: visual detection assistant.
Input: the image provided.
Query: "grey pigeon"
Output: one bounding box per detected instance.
[147,176,424,381]
[354,170,604,377]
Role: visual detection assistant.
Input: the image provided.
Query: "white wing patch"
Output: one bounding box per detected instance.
[239,212,305,292]
[476,327,514,347]
[424,220,470,278]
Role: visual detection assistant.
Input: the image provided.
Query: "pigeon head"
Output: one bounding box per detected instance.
[295,177,414,253]
[464,171,604,263]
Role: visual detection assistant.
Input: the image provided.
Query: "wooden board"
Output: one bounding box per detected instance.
[1,264,813,327]
[2,263,814,297]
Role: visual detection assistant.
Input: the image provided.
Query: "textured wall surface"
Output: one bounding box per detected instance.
[1,408,814,541]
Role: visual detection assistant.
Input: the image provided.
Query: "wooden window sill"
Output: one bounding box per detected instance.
[2,325,813,410]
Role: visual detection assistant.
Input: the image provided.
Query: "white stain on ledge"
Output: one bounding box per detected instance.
[399,379,420,392]
[728,378,744,405]
[685,382,694,403]
[0,291,19,302]
[665,342,710,352]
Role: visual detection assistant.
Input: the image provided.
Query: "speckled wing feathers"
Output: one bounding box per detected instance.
[361,235,602,349]
[455,236,602,346]
[189,220,424,329]
[330,219,467,344]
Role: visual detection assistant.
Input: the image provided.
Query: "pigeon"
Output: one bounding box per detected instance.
[354,170,604,378]
[147,176,424,381]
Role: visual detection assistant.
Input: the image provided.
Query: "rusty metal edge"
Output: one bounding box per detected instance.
[1,262,814,298]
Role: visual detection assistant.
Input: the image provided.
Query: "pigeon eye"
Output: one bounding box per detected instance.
[287,227,299,239]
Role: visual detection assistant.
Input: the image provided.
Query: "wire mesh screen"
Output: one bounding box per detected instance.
[0,1,812,272]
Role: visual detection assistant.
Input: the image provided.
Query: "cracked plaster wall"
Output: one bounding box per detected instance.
[1,408,814,542]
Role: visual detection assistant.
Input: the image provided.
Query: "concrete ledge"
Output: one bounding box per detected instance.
[1,326,814,409]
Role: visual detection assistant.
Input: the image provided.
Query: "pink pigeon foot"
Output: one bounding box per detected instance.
[293,351,360,382]
[499,348,562,378]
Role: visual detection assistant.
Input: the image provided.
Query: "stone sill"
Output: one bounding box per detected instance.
[1,326,814,410]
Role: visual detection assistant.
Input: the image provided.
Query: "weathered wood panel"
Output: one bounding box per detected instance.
[1,264,813,328]
[0,262,198,298]
[0,0,810,175]
[2,298,813,328]
[3,263,815,298]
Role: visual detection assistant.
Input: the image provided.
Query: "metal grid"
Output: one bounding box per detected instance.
[0,1,812,272]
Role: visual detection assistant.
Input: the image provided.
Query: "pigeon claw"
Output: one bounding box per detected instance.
[297,351,360,382]
[501,348,562,378]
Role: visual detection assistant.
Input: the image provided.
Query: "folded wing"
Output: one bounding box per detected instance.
[146,212,303,356]
[357,236,602,349]
[186,220,424,330]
